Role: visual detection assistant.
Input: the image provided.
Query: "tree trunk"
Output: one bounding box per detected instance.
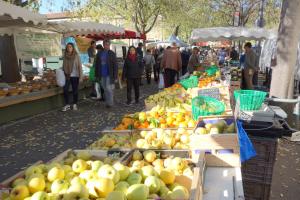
[270,0,300,98]
[0,35,21,83]
[173,25,180,36]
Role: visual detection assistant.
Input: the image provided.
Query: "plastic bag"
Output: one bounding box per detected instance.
[237,120,257,162]
[158,73,164,89]
[89,66,95,82]
[56,68,65,87]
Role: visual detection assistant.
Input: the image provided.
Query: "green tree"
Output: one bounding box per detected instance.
[2,0,40,10]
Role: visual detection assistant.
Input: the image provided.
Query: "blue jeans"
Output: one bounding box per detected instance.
[101,76,114,106]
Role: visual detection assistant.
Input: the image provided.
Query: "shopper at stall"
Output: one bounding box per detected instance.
[122,46,143,105]
[95,39,118,108]
[187,47,200,73]
[87,41,97,63]
[62,43,83,112]
[137,42,144,85]
[92,44,105,101]
[230,47,239,61]
[244,42,257,90]
[143,49,156,84]
[153,47,160,82]
[218,47,227,66]
[161,42,182,88]
[181,47,190,75]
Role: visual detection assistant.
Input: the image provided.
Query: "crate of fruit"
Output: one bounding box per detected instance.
[121,149,204,200]
[1,149,131,199]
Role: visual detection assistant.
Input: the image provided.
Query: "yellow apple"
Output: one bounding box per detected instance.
[51,179,69,194]
[159,186,170,198]
[152,159,164,168]
[66,183,89,199]
[28,176,46,193]
[62,165,72,174]
[30,191,49,200]
[132,160,144,169]
[114,181,130,194]
[143,150,156,163]
[90,178,114,198]
[25,165,43,178]
[168,185,189,199]
[98,164,120,184]
[12,178,27,187]
[106,191,126,200]
[79,170,98,181]
[171,157,185,171]
[70,177,86,185]
[136,139,146,148]
[159,169,175,185]
[72,159,87,173]
[48,167,65,182]
[113,162,130,181]
[91,160,104,171]
[141,166,157,180]
[144,176,161,194]
[126,184,149,200]
[10,185,30,200]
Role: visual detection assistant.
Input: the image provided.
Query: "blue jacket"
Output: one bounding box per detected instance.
[95,50,118,84]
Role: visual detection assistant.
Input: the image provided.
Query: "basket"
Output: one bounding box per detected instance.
[191,96,225,120]
[234,90,267,111]
[179,76,199,89]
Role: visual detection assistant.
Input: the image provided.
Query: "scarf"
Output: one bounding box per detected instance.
[128,53,137,62]
[63,52,76,75]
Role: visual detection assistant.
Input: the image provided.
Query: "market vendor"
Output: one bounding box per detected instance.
[87,40,97,63]
[243,42,257,90]
[187,47,201,73]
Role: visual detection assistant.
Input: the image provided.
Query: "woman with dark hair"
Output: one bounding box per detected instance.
[122,46,143,105]
[62,43,83,111]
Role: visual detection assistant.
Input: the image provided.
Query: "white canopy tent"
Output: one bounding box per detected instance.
[48,21,125,37]
[190,27,277,42]
[0,0,47,27]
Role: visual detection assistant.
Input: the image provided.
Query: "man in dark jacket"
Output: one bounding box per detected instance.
[136,42,144,85]
[95,40,118,108]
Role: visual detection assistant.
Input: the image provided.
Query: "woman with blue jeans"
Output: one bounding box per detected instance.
[62,43,83,111]
[94,40,118,108]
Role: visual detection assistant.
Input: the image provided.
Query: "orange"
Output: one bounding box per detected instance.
[166,117,173,126]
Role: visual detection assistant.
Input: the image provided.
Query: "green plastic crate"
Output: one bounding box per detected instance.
[179,76,199,89]
[234,90,267,111]
[192,96,225,120]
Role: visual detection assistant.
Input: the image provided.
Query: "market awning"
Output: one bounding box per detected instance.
[49,21,125,37]
[82,29,146,40]
[0,0,47,27]
[190,27,277,42]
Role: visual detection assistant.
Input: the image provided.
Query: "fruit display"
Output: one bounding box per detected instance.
[114,106,196,130]
[124,150,195,199]
[230,67,242,81]
[194,118,236,135]
[4,150,195,200]
[89,128,194,150]
[3,150,128,200]
[145,89,191,110]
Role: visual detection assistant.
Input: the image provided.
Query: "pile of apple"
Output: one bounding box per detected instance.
[194,119,235,135]
[124,150,193,200]
[135,128,193,149]
[89,133,139,150]
[6,150,193,200]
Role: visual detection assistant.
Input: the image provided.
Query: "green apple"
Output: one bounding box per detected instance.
[47,193,64,200]
[46,163,62,172]
[51,179,69,194]
[126,184,149,200]
[144,176,161,194]
[143,150,156,163]
[25,165,43,178]
[79,170,98,181]
[86,178,114,198]
[106,191,126,200]
[141,166,157,180]
[113,162,130,181]
[76,151,91,161]
[148,193,159,199]
[37,164,47,173]
[47,167,65,182]
[31,191,49,200]
[11,178,27,187]
[62,165,72,174]
[159,186,170,198]
[168,185,189,199]
[28,176,46,193]
[91,160,104,172]
[72,159,87,173]
[10,185,30,200]
[132,150,143,161]
[66,183,89,199]
[168,183,181,191]
[70,177,86,186]
[126,173,142,185]
[114,181,130,194]
[64,157,74,166]
[65,171,76,182]
[98,164,120,184]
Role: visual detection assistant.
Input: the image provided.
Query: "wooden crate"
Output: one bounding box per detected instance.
[190,133,240,167]
[123,149,204,200]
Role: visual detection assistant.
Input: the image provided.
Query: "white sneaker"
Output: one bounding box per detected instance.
[62,105,71,112]
[73,104,78,111]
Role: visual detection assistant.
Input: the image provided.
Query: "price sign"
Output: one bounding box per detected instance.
[198,88,220,100]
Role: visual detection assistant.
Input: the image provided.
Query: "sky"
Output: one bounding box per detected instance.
[39,0,88,14]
